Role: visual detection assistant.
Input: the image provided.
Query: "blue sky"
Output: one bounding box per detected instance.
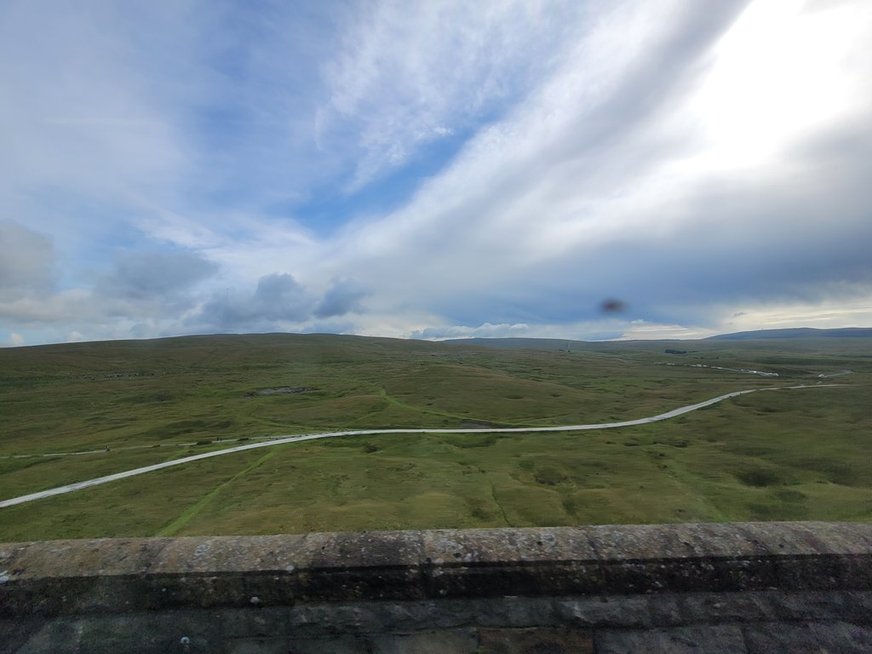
[2,0,872,346]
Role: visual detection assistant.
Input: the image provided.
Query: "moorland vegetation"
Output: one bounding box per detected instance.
[1,333,870,541]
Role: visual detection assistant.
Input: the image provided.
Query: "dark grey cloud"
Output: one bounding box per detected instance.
[411,110,872,331]
[99,250,217,299]
[4,0,871,345]
[0,221,55,294]
[313,279,367,318]
[341,0,872,337]
[197,273,314,329]
[193,273,371,332]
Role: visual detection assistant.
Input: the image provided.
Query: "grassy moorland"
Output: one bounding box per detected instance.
[0,333,870,541]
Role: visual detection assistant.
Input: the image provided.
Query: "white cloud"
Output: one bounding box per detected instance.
[683,0,872,171]
[0,221,56,295]
[320,1,751,301]
[309,0,872,336]
[2,0,871,345]
[0,2,194,205]
[319,0,589,190]
[716,293,872,333]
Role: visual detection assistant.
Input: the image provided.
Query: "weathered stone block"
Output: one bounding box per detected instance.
[595,624,747,653]
[743,621,872,654]
[478,626,594,653]
[678,591,775,624]
[3,523,872,652]
[15,618,83,654]
[226,637,288,654]
[368,628,478,653]
[555,595,652,628]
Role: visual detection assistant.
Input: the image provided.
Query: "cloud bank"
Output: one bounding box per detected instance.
[2,0,871,346]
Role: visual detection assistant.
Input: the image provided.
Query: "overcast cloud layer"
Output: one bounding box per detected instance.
[2,0,871,346]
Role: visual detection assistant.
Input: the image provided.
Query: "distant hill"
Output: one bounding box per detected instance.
[707,327,872,341]
[443,328,872,350]
[443,337,584,350]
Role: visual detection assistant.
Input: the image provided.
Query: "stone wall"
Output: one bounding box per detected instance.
[2,522,871,653]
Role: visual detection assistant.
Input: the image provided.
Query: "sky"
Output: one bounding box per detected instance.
[2,0,871,346]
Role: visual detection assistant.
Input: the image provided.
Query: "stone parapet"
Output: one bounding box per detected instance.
[1,522,871,652]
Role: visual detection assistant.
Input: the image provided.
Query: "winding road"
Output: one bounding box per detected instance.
[0,384,836,509]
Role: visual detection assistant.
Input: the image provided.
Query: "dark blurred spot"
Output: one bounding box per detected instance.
[600,298,626,313]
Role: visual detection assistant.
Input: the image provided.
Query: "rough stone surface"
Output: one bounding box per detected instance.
[2,522,871,653]
[743,621,872,654]
[595,625,747,653]
[478,627,595,653]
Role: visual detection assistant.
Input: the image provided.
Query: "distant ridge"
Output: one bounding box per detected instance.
[707,327,872,340]
[443,328,872,349]
[442,337,584,350]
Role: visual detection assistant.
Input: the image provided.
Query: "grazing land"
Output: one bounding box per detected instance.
[0,333,870,541]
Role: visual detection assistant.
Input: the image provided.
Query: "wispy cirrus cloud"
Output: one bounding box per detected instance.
[2,0,872,346]
[316,0,872,333]
[318,0,589,191]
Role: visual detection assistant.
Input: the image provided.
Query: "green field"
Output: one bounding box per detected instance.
[1,333,870,541]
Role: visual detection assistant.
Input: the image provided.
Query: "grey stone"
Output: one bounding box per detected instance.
[226,637,289,654]
[290,602,397,636]
[287,597,560,638]
[555,595,652,628]
[288,629,479,654]
[678,591,775,624]
[422,527,597,566]
[839,591,872,624]
[288,635,370,654]
[369,628,478,653]
[0,617,41,654]
[304,530,425,571]
[466,597,558,628]
[15,618,84,654]
[478,627,594,653]
[5,523,872,653]
[646,593,684,627]
[68,612,226,654]
[764,590,849,622]
[744,621,872,653]
[595,625,747,653]
[781,522,872,556]
[221,607,289,638]
[4,523,872,616]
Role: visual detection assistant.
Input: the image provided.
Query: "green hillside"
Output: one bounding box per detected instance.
[1,333,870,541]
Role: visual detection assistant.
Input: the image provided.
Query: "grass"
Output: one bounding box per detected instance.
[0,333,870,541]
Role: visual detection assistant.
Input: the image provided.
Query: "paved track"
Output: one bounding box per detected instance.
[0,384,835,509]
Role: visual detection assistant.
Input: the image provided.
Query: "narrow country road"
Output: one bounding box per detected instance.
[0,384,837,509]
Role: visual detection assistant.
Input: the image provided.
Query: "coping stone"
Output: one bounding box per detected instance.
[2,522,871,617]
